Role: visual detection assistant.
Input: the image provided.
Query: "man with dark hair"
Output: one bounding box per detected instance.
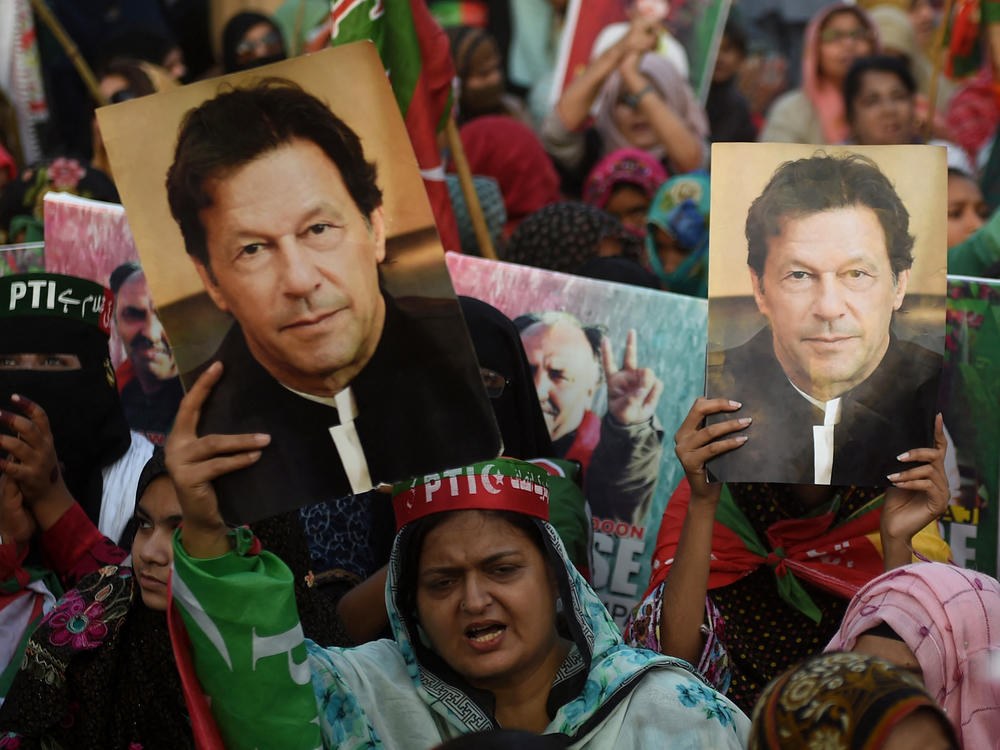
[708,153,941,485]
[109,262,182,445]
[164,79,496,522]
[515,311,664,524]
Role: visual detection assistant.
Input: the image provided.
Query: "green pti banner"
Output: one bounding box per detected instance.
[939,276,1000,575]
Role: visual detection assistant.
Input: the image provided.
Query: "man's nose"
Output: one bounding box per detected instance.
[813,275,848,320]
[278,240,323,297]
[533,369,551,402]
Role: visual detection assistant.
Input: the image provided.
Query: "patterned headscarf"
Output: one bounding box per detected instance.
[749,651,958,750]
[644,172,710,297]
[503,202,641,275]
[826,562,1000,750]
[583,148,668,212]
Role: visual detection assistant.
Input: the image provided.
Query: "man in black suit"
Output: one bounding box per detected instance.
[708,153,941,486]
[165,80,497,523]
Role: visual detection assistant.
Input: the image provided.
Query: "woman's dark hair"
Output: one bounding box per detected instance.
[165,78,382,268]
[844,55,916,123]
[746,153,914,282]
[397,510,550,620]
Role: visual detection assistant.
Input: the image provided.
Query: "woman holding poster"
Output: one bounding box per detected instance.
[165,368,751,748]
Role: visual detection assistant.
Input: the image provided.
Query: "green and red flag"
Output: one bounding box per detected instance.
[315,0,461,253]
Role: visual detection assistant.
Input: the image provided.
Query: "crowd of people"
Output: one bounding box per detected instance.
[1,0,999,748]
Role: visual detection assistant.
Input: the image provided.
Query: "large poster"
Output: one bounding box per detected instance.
[43,192,182,445]
[448,253,707,625]
[939,276,1000,575]
[705,143,947,487]
[551,0,730,105]
[43,193,140,371]
[96,43,500,523]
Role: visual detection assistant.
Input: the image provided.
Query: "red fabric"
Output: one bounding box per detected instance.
[0,143,17,181]
[167,583,227,750]
[945,66,1000,165]
[456,116,562,237]
[0,541,31,590]
[643,478,885,603]
[393,465,550,530]
[563,410,602,473]
[40,501,125,587]
[115,358,135,393]
[406,0,462,253]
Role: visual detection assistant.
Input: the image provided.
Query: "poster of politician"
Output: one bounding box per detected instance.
[938,276,1000,576]
[43,193,182,445]
[96,43,500,523]
[449,253,707,625]
[705,143,947,487]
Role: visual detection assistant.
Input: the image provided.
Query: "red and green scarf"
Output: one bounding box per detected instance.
[645,479,950,623]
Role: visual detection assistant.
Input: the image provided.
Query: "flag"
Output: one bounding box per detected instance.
[327,0,461,253]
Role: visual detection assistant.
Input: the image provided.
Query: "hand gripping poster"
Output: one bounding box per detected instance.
[96,43,500,523]
[43,192,182,445]
[939,276,1000,576]
[705,143,947,487]
[448,252,707,625]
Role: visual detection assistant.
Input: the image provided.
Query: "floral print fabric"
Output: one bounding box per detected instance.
[748,651,957,750]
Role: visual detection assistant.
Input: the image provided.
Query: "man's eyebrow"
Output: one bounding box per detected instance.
[301,202,348,224]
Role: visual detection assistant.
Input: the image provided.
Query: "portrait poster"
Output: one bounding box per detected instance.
[0,242,44,276]
[705,142,947,487]
[448,253,707,626]
[551,0,730,107]
[96,43,500,524]
[938,276,1000,576]
[43,193,141,370]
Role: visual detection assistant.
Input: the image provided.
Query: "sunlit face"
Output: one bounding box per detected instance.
[947,173,989,249]
[882,708,957,750]
[196,138,386,396]
[604,184,652,232]
[0,353,81,371]
[849,70,917,146]
[131,475,183,611]
[751,206,908,402]
[818,10,874,84]
[416,511,561,690]
[520,320,601,441]
[115,271,176,384]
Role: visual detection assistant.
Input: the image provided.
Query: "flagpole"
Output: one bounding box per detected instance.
[923,0,955,141]
[29,0,108,107]
[445,117,498,260]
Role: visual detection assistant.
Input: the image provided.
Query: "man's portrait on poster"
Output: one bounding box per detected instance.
[164,79,497,522]
[707,152,942,486]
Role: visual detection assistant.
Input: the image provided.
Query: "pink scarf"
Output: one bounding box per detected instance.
[827,562,1000,749]
[802,3,880,144]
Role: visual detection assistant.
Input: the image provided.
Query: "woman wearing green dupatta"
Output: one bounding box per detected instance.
[624,398,952,713]
[163,365,751,749]
[644,172,710,297]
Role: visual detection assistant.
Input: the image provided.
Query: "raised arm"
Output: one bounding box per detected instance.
[881,413,950,570]
[657,397,748,665]
[555,17,659,131]
[618,51,705,173]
